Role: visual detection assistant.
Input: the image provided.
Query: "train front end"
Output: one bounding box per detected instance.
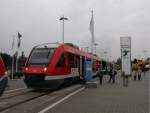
[23,43,58,88]
[0,56,8,96]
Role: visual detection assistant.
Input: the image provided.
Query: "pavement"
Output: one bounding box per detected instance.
[5,78,26,91]
[44,71,149,113]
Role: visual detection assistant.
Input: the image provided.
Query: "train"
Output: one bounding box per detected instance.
[0,55,8,96]
[23,43,101,88]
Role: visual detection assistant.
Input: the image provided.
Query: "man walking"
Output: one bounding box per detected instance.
[108,65,117,83]
[97,64,103,85]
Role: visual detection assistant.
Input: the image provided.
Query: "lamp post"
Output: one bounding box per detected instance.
[94,43,98,55]
[59,16,68,43]
[110,55,112,62]
[104,51,108,61]
[81,47,89,52]
[143,50,147,59]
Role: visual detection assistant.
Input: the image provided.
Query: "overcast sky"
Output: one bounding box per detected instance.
[0,0,149,60]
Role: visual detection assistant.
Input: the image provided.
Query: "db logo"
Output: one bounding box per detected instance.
[71,68,79,75]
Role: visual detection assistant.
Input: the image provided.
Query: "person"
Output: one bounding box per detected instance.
[132,59,138,80]
[108,65,117,83]
[137,63,142,80]
[141,60,146,76]
[97,64,103,85]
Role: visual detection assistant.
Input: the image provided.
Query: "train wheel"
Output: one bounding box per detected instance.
[0,77,8,96]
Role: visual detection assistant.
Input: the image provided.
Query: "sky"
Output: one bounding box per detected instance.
[0,0,149,61]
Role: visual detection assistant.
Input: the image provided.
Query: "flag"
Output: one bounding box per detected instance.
[59,16,68,20]
[17,32,22,48]
[12,37,15,50]
[89,11,95,44]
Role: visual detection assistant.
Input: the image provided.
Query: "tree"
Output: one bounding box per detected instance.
[116,58,121,67]
[18,51,27,71]
[0,51,27,71]
[0,53,12,69]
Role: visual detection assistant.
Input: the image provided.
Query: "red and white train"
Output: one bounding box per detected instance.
[23,43,101,88]
[0,55,8,96]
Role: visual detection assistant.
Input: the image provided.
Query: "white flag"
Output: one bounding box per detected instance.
[89,11,95,44]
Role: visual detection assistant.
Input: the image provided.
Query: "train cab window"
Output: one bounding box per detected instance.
[56,53,65,67]
[27,48,55,66]
[68,53,75,68]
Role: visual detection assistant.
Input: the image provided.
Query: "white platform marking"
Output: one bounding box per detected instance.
[38,87,85,113]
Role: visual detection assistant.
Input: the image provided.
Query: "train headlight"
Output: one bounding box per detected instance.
[25,67,28,71]
[5,71,8,75]
[44,67,47,72]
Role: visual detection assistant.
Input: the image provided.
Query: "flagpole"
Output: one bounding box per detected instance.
[90,10,94,54]
[16,32,22,73]
[15,50,18,73]
[11,36,15,80]
[12,54,14,80]
[91,10,93,54]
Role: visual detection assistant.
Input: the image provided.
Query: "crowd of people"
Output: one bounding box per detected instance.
[132,58,149,80]
[97,58,149,85]
[97,63,117,85]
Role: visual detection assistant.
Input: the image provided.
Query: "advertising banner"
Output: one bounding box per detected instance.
[85,60,93,81]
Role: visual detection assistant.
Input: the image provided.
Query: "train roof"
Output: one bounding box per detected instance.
[31,43,100,61]
[60,44,100,61]
[33,42,60,49]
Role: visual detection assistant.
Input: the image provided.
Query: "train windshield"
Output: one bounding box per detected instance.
[27,48,55,67]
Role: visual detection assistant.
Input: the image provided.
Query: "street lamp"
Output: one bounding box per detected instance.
[59,16,68,43]
[143,50,148,59]
[103,51,108,61]
[109,55,112,62]
[94,43,98,55]
[81,47,89,52]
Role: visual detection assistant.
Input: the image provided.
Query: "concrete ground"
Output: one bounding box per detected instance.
[5,78,26,91]
[45,71,149,113]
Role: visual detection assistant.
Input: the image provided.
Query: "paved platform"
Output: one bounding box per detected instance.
[5,78,26,91]
[45,71,149,113]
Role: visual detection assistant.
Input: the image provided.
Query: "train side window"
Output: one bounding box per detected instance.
[56,53,65,67]
[68,53,75,68]
[76,55,80,68]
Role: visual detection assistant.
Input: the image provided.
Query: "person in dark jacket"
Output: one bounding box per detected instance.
[97,64,104,85]
[108,66,117,83]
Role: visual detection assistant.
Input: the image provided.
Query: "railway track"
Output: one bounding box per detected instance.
[0,88,31,101]
[0,82,83,113]
[0,89,52,112]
